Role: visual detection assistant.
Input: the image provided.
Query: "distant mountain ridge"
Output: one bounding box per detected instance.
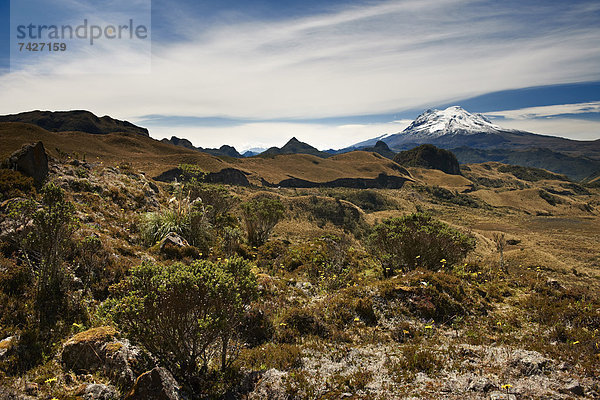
[161,136,242,158]
[0,110,149,136]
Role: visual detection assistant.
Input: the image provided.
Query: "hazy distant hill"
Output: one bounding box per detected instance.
[0,110,149,136]
[259,137,332,158]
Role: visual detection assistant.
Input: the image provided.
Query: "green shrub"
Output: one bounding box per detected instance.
[23,183,78,329]
[303,196,366,236]
[241,195,285,247]
[282,235,361,290]
[323,189,396,212]
[110,257,257,381]
[368,213,475,276]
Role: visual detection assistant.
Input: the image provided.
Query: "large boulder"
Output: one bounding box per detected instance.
[125,367,181,400]
[5,142,49,187]
[61,327,151,388]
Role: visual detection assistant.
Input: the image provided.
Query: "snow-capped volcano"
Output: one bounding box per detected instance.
[402,106,503,137]
[350,105,523,151]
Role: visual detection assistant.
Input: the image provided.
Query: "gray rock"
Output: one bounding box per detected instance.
[489,391,516,400]
[509,350,550,376]
[560,380,584,396]
[159,232,189,250]
[468,376,496,392]
[248,369,287,400]
[125,367,181,400]
[80,383,119,400]
[6,142,49,187]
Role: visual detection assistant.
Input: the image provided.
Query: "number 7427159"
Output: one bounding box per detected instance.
[18,42,67,52]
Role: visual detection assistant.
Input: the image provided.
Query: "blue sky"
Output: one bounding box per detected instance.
[1,0,599,150]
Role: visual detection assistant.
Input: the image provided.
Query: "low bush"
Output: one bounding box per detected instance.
[241,195,285,247]
[368,213,475,276]
[275,306,328,343]
[322,189,396,212]
[303,196,366,236]
[109,257,257,382]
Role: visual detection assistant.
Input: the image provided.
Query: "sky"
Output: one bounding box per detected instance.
[0,0,599,151]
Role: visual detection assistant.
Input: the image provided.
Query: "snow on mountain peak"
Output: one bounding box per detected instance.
[402,106,502,137]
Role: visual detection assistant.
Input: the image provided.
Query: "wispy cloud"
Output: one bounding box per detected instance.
[485,102,600,120]
[485,102,600,140]
[1,0,599,147]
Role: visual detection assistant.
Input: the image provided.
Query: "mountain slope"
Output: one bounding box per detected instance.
[0,110,149,136]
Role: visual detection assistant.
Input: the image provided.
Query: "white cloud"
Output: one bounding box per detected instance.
[1,0,599,147]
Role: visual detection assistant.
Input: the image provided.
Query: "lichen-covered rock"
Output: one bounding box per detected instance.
[61,326,118,372]
[247,369,287,400]
[77,383,120,400]
[509,350,550,376]
[61,327,151,388]
[125,367,181,400]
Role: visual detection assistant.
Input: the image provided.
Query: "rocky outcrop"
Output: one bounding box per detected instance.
[394,144,461,175]
[124,367,181,400]
[275,173,410,189]
[61,326,151,388]
[5,142,49,186]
